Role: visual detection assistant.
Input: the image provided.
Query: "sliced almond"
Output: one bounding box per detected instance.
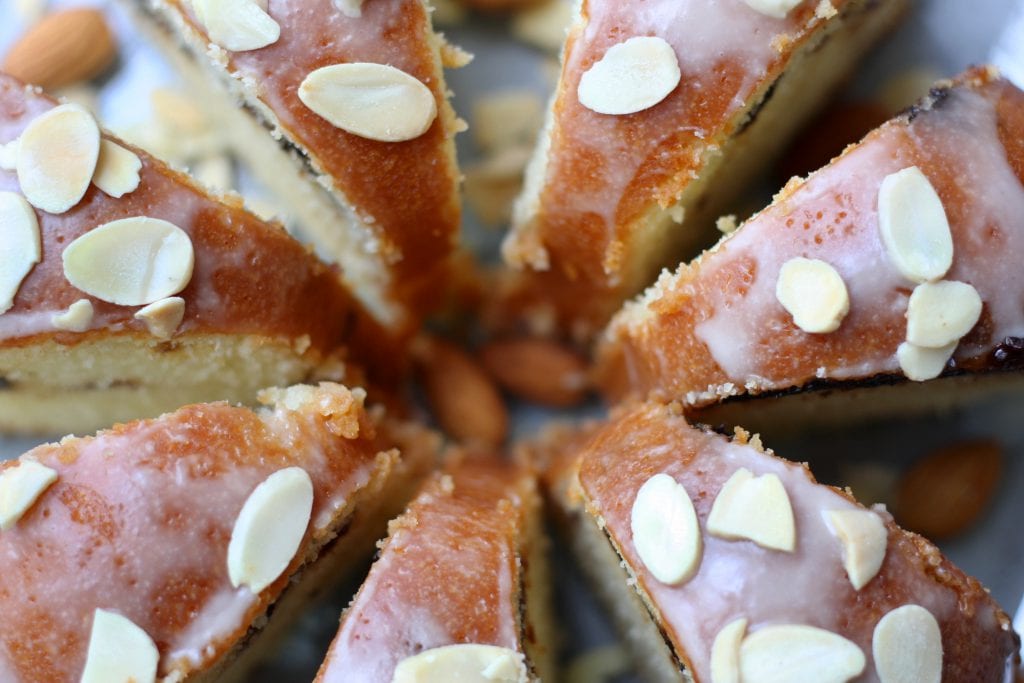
[822,509,887,590]
[80,609,159,683]
[630,473,702,585]
[0,460,58,531]
[0,192,41,314]
[192,0,280,52]
[62,217,195,306]
[192,154,234,191]
[298,63,437,142]
[872,605,943,683]
[135,297,186,339]
[775,257,850,334]
[227,467,313,594]
[92,139,142,198]
[393,644,529,683]
[52,298,95,332]
[707,468,796,552]
[740,625,864,683]
[742,0,803,18]
[877,167,953,284]
[897,341,956,382]
[17,104,100,213]
[577,36,681,116]
[905,281,982,348]
[711,618,747,683]
[334,0,364,17]
[0,138,18,170]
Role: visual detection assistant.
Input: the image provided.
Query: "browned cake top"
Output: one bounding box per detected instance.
[598,68,1024,405]
[317,455,535,682]
[560,401,1019,682]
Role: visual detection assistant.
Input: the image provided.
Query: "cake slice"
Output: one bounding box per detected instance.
[316,453,555,682]
[0,382,437,683]
[544,401,1020,682]
[133,0,464,333]
[498,0,908,340]
[0,73,398,435]
[597,67,1024,429]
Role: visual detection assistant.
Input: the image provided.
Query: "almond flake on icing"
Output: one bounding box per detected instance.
[742,0,803,19]
[905,280,982,349]
[16,104,100,214]
[707,468,795,552]
[227,467,313,594]
[80,609,159,683]
[298,63,437,142]
[334,0,364,17]
[897,340,956,382]
[877,167,954,284]
[0,191,41,314]
[823,509,887,590]
[92,139,142,198]
[740,624,865,683]
[52,298,94,332]
[392,644,529,683]
[62,216,195,307]
[775,257,850,334]
[135,296,186,339]
[0,460,58,530]
[630,473,702,585]
[577,36,681,116]
[192,0,280,52]
[711,618,747,683]
[872,605,943,683]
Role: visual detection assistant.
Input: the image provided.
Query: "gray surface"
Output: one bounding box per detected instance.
[2,0,1024,680]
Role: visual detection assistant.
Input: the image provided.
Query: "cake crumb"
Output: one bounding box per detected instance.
[716,214,738,234]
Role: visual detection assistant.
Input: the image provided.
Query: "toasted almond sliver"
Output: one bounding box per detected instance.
[740,624,865,683]
[905,281,982,349]
[897,340,956,382]
[393,644,529,683]
[227,467,313,594]
[135,297,185,339]
[823,509,888,590]
[711,618,748,683]
[873,605,943,683]
[630,473,702,585]
[92,139,142,198]
[707,468,796,552]
[742,0,803,18]
[52,298,94,332]
[0,191,41,314]
[62,217,195,307]
[877,167,953,284]
[192,0,280,52]
[298,63,437,142]
[577,36,681,116]
[0,460,58,530]
[17,104,100,213]
[775,257,850,334]
[80,609,159,683]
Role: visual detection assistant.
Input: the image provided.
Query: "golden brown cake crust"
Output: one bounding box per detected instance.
[553,401,1020,682]
[597,68,1024,406]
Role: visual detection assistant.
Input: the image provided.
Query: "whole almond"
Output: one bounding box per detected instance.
[480,337,589,407]
[416,337,508,448]
[4,8,117,91]
[895,439,1002,540]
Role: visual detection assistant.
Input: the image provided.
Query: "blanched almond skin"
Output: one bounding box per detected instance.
[79,609,159,683]
[192,0,281,52]
[905,281,982,348]
[739,624,865,683]
[298,63,437,142]
[2,8,117,90]
[710,618,747,683]
[577,36,681,116]
[872,605,943,683]
[479,338,589,407]
[630,473,702,586]
[775,257,850,334]
[0,191,41,314]
[877,167,953,284]
[707,468,796,552]
[16,103,100,214]
[392,644,529,683]
[742,0,803,19]
[92,139,142,198]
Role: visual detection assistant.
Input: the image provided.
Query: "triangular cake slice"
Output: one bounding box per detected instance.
[0,382,437,682]
[316,453,555,683]
[597,67,1024,430]
[0,73,393,435]
[498,0,908,340]
[544,401,1020,682]
[134,0,464,333]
